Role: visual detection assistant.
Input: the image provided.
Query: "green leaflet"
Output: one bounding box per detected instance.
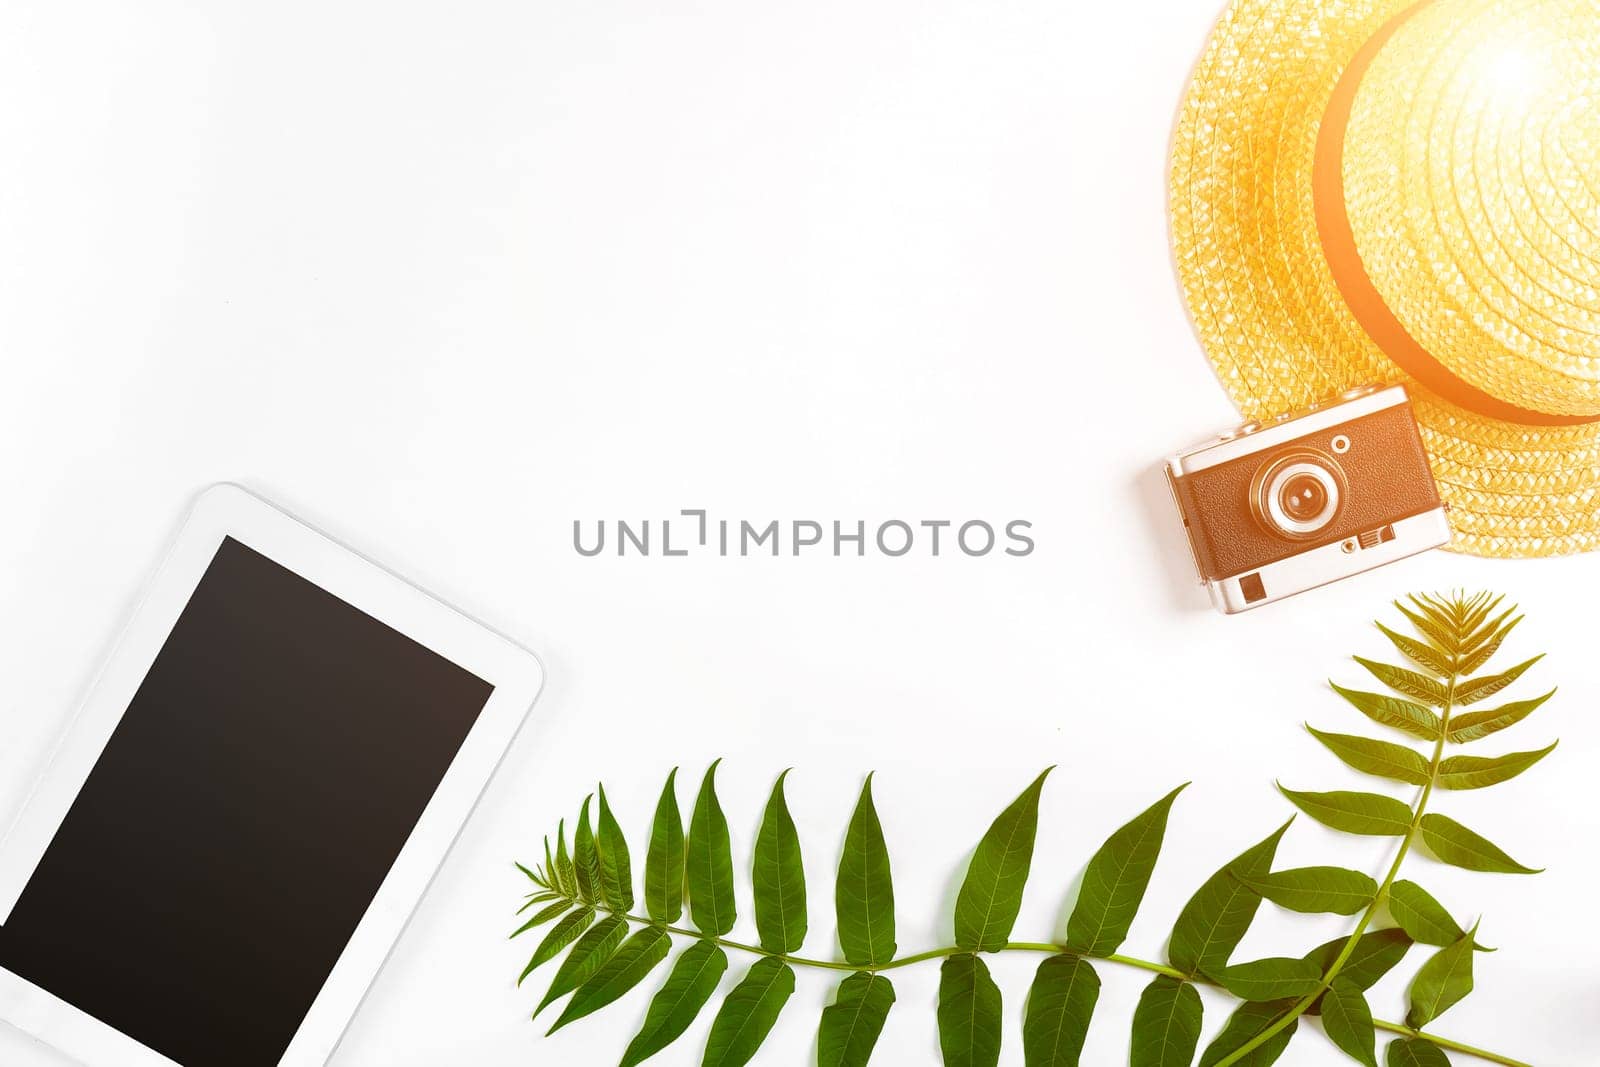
[1456,614,1521,677]
[1198,999,1298,1067]
[1129,975,1202,1067]
[1376,619,1453,675]
[1435,742,1558,790]
[1301,928,1412,995]
[596,785,635,912]
[1022,954,1100,1067]
[547,925,670,1035]
[1168,819,1292,977]
[1065,784,1186,957]
[644,768,686,924]
[1418,814,1541,874]
[1453,655,1543,706]
[619,939,728,1067]
[702,956,796,1067]
[1407,930,1477,1029]
[1236,866,1378,916]
[533,915,627,1016]
[1329,683,1442,741]
[938,953,1003,1067]
[1276,786,1413,837]
[1387,881,1473,949]
[1320,978,1377,1067]
[817,972,895,1067]
[752,770,807,954]
[1213,957,1323,1002]
[510,899,571,940]
[688,760,737,936]
[1305,726,1431,785]
[1391,602,1458,658]
[1352,657,1448,706]
[515,891,558,916]
[954,768,1053,952]
[836,775,896,966]
[573,796,600,903]
[520,906,595,984]
[554,821,577,897]
[1386,1036,1451,1067]
[1445,690,1554,744]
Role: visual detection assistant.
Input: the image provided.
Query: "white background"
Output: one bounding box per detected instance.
[1,2,1595,1065]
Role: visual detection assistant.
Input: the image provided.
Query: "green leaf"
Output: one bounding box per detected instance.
[644,768,686,924]
[1386,1036,1451,1067]
[1330,683,1442,741]
[1022,954,1100,1066]
[1453,655,1543,706]
[1129,975,1202,1067]
[1236,867,1378,915]
[1392,602,1458,656]
[533,915,627,1014]
[938,953,1003,1067]
[520,906,596,984]
[954,768,1053,952]
[817,972,895,1067]
[1445,690,1554,744]
[511,899,572,939]
[573,796,600,903]
[702,956,796,1067]
[1352,657,1448,706]
[1377,619,1452,675]
[1407,930,1476,1028]
[596,785,634,912]
[1198,999,1297,1066]
[1277,786,1413,837]
[1066,784,1186,956]
[837,775,896,966]
[688,760,737,936]
[619,939,728,1067]
[515,891,559,916]
[1456,614,1521,677]
[1306,727,1431,785]
[1301,928,1412,994]
[752,770,807,954]
[1168,819,1292,977]
[1321,978,1377,1067]
[516,860,545,887]
[1387,881,1473,949]
[547,925,670,1035]
[1418,814,1541,874]
[1214,957,1323,1002]
[555,821,577,897]
[1435,742,1557,790]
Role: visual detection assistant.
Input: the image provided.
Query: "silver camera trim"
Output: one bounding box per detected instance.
[1262,459,1342,536]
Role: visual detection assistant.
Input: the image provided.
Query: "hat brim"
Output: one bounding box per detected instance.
[1170,0,1600,558]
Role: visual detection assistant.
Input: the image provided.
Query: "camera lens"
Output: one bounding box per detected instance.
[1253,452,1344,539]
[1279,473,1329,523]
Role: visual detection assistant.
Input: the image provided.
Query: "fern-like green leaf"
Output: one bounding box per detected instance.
[1306,727,1431,785]
[937,953,1003,1067]
[511,899,572,941]
[1435,742,1557,790]
[1321,977,1378,1067]
[1129,975,1203,1067]
[1456,612,1520,677]
[644,768,686,924]
[1168,819,1291,977]
[533,914,627,1016]
[596,784,634,912]
[1388,606,1457,662]
[688,760,737,936]
[1352,657,1448,706]
[836,775,896,967]
[752,769,807,954]
[817,972,895,1067]
[547,925,671,1035]
[1065,783,1185,956]
[619,939,728,1067]
[520,905,595,983]
[954,768,1052,952]
[1418,814,1541,874]
[1021,954,1100,1066]
[1276,786,1413,837]
[702,956,795,1067]
[1452,655,1542,706]
[1445,690,1553,743]
[1329,683,1442,741]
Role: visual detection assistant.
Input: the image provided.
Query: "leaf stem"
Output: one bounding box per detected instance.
[1212,660,1460,1067]
[541,905,1518,1064]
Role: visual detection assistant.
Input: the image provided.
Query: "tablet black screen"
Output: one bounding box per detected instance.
[0,536,494,1066]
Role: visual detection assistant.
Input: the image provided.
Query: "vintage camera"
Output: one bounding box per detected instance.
[1166,384,1450,613]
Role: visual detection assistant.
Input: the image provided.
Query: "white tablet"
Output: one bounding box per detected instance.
[0,484,544,1067]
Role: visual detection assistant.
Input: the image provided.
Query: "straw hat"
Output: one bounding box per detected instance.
[1171,0,1600,558]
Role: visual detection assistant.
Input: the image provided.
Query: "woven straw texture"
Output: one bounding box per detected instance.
[1171,0,1600,557]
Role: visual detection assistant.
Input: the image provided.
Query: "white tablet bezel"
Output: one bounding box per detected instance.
[0,483,545,1067]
